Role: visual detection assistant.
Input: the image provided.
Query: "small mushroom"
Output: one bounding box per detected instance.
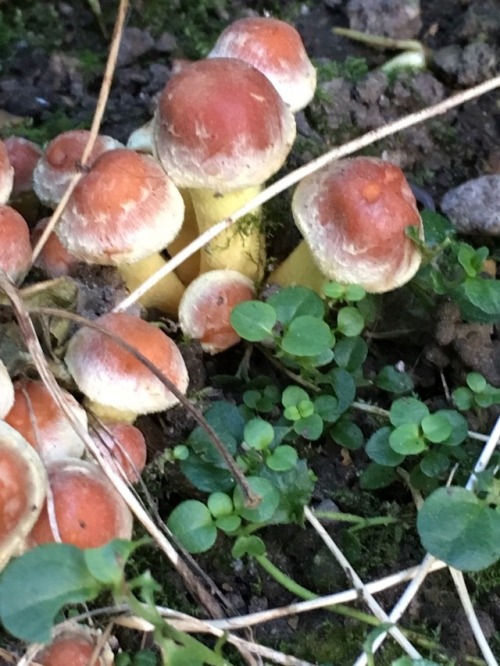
[65,312,189,422]
[0,421,47,571]
[269,157,424,293]
[208,16,317,112]
[0,139,14,204]
[28,458,133,549]
[0,359,14,419]
[179,269,256,354]
[91,422,147,483]
[4,379,87,463]
[0,205,32,283]
[30,623,113,666]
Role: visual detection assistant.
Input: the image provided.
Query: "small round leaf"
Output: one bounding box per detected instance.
[281,316,333,357]
[230,301,277,341]
[167,501,217,554]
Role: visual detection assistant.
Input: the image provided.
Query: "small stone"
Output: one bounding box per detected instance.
[346,0,421,39]
[155,32,177,54]
[117,27,155,67]
[441,176,500,235]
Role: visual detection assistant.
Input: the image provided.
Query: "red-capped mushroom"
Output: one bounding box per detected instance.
[208,17,316,112]
[29,458,133,549]
[0,140,13,204]
[179,269,256,354]
[153,57,296,280]
[33,129,122,208]
[4,136,43,195]
[4,379,87,463]
[91,422,147,483]
[0,205,32,282]
[269,157,424,293]
[65,312,189,422]
[32,217,80,278]
[31,624,113,666]
[55,148,186,315]
[0,421,47,570]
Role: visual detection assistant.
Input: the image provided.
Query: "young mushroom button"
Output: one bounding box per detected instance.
[208,17,317,112]
[269,157,424,294]
[65,312,189,423]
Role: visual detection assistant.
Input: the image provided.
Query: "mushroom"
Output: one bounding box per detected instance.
[0,359,14,419]
[0,205,32,283]
[31,624,113,666]
[4,136,43,196]
[0,139,14,204]
[0,421,47,571]
[28,458,133,549]
[179,269,256,354]
[91,422,147,483]
[55,148,186,315]
[65,311,189,423]
[153,57,296,280]
[32,217,80,278]
[268,157,424,293]
[33,129,123,208]
[208,16,317,112]
[4,379,87,463]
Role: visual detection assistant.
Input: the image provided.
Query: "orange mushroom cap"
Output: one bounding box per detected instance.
[4,379,87,463]
[4,136,43,195]
[208,17,316,112]
[33,626,111,666]
[292,157,424,292]
[56,148,184,266]
[33,129,123,207]
[0,359,14,419]
[0,204,32,281]
[32,217,80,277]
[65,312,189,417]
[92,422,147,483]
[29,458,133,549]
[154,57,296,192]
[179,269,256,354]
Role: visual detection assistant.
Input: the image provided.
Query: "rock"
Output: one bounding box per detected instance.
[434,43,498,86]
[441,176,500,235]
[346,0,421,39]
[117,27,155,67]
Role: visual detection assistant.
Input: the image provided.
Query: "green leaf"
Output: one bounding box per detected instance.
[260,460,315,524]
[452,386,474,411]
[344,284,366,302]
[392,658,441,666]
[232,535,266,558]
[436,409,469,447]
[230,301,277,341]
[187,401,243,464]
[419,452,449,478]
[167,501,217,554]
[421,413,452,443]
[389,423,426,455]
[244,418,274,450]
[215,515,241,533]
[281,315,334,357]
[207,492,233,518]
[330,419,364,451]
[0,544,101,643]
[360,463,397,489]
[389,397,429,426]
[420,210,455,245]
[84,539,138,586]
[466,372,487,393]
[180,454,235,493]
[324,368,356,413]
[336,306,365,337]
[457,244,488,277]
[333,336,368,371]
[376,366,414,394]
[322,281,346,299]
[313,394,340,422]
[282,385,309,408]
[266,286,324,325]
[454,277,500,323]
[266,445,298,471]
[293,413,324,441]
[366,427,405,466]
[417,487,500,571]
[233,477,280,523]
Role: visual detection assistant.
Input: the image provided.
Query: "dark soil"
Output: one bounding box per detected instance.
[0,0,499,664]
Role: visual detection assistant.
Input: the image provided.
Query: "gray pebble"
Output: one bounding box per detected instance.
[441,175,500,235]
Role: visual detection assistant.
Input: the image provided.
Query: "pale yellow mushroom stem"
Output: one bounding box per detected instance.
[267,240,327,293]
[189,185,266,282]
[167,189,201,285]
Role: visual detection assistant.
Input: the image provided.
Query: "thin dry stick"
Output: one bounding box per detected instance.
[114,74,500,312]
[31,0,129,265]
[352,416,500,666]
[303,507,422,659]
[0,270,226,620]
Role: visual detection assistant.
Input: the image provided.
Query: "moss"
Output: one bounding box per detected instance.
[0,2,66,57]
[4,109,89,145]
